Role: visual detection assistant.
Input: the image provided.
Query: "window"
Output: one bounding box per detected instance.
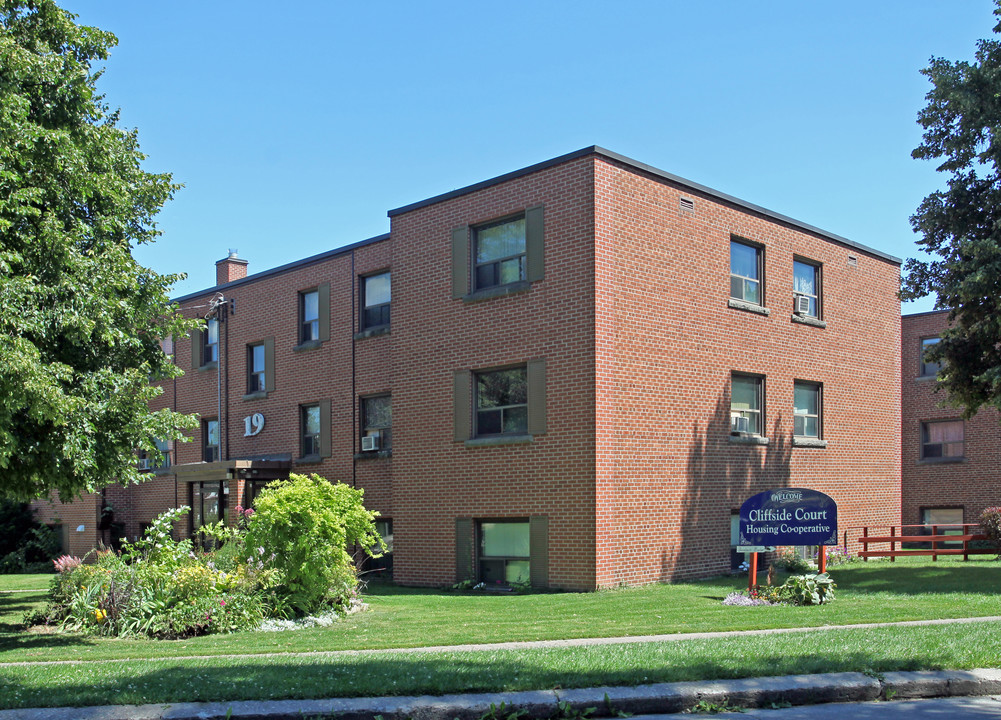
[365,518,394,575]
[300,290,319,343]
[730,239,762,305]
[452,206,543,299]
[478,520,530,585]
[139,438,171,471]
[475,216,526,291]
[202,318,219,365]
[248,343,266,393]
[476,367,528,436]
[361,272,391,330]
[730,374,763,435]
[361,395,392,452]
[921,337,942,377]
[793,382,822,438]
[793,259,820,317]
[301,404,321,458]
[922,507,964,546]
[921,420,964,460]
[202,418,219,462]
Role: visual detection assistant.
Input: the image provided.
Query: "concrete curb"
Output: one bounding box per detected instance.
[1,669,1000,720]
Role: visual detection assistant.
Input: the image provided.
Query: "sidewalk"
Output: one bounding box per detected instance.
[0,668,999,720]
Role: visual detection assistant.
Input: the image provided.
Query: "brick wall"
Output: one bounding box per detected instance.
[594,157,901,582]
[901,310,1001,526]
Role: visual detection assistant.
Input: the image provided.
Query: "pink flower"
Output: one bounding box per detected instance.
[219,600,226,607]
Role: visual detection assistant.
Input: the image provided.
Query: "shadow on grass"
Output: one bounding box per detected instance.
[0,648,940,711]
[833,561,1001,595]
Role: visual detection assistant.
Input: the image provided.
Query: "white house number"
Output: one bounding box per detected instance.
[243,413,265,437]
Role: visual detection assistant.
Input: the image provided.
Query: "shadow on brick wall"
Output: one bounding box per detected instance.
[666,390,792,581]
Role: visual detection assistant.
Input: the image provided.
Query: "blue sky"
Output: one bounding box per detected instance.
[61,1,997,312]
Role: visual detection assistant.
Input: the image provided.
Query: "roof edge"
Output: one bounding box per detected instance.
[902,308,951,319]
[172,232,391,303]
[387,145,901,265]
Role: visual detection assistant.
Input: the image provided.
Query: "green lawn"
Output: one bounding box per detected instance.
[0,574,52,592]
[1,557,999,710]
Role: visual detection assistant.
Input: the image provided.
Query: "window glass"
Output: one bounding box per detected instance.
[922,508,963,526]
[479,521,530,584]
[204,318,219,364]
[362,272,391,329]
[730,375,761,435]
[476,368,528,435]
[249,344,266,392]
[793,260,819,317]
[921,338,942,376]
[361,395,392,450]
[203,419,219,462]
[302,405,321,456]
[730,241,760,304]
[475,217,526,290]
[301,290,319,342]
[921,420,963,458]
[793,382,821,437]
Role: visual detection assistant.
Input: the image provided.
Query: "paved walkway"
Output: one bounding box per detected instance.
[3,614,1000,667]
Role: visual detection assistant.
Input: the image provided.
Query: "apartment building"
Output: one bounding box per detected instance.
[901,310,1001,529]
[33,147,903,588]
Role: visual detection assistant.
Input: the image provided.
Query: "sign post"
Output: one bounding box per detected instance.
[738,488,838,588]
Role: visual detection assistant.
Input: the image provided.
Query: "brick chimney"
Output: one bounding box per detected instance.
[216,250,249,285]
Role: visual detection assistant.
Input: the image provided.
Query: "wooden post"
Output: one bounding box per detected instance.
[862,526,869,561]
[932,524,938,561]
[890,526,896,563]
[819,545,827,574]
[748,552,758,592]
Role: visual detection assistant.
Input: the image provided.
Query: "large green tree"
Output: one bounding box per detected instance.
[902,1,1001,418]
[0,0,196,500]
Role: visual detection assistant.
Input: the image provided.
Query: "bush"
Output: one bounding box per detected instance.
[979,507,1001,557]
[42,507,270,638]
[771,547,815,574]
[0,499,61,573]
[781,572,836,605]
[821,546,860,567]
[243,473,383,616]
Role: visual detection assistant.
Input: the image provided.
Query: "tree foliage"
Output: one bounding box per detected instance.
[902,1,1001,417]
[0,0,196,500]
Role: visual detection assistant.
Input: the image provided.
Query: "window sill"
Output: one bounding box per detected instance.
[916,375,938,382]
[918,456,966,465]
[729,434,769,446]
[793,437,828,448]
[293,340,324,353]
[241,391,268,402]
[791,314,827,329]
[465,434,534,448]
[354,326,390,340]
[463,281,531,304]
[354,450,393,461]
[197,361,218,372]
[728,299,770,316]
[295,454,324,465]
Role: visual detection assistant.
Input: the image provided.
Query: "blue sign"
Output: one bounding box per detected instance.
[739,488,838,547]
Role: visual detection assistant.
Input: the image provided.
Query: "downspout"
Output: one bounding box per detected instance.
[351,249,357,489]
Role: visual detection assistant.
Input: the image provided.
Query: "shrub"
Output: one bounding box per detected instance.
[979,507,1001,557]
[771,547,815,574]
[243,473,383,615]
[781,572,836,605]
[821,546,860,567]
[0,499,61,573]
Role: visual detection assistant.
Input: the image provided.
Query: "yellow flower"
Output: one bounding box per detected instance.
[94,609,107,622]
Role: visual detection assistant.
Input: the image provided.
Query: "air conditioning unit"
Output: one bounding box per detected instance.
[361,433,380,452]
[731,415,750,434]
[795,294,812,315]
[138,458,152,470]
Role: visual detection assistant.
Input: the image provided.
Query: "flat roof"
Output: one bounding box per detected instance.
[173,233,390,303]
[387,146,901,265]
[902,308,950,319]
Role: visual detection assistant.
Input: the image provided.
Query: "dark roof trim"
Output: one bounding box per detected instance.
[173,233,391,303]
[902,308,951,319]
[387,145,902,265]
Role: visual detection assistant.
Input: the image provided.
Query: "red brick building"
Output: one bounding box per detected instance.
[33,147,903,588]
[901,310,1000,530]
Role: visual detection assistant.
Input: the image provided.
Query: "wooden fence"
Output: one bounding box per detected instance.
[843,523,994,562]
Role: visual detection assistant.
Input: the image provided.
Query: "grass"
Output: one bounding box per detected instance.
[1,557,999,710]
[0,574,52,592]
